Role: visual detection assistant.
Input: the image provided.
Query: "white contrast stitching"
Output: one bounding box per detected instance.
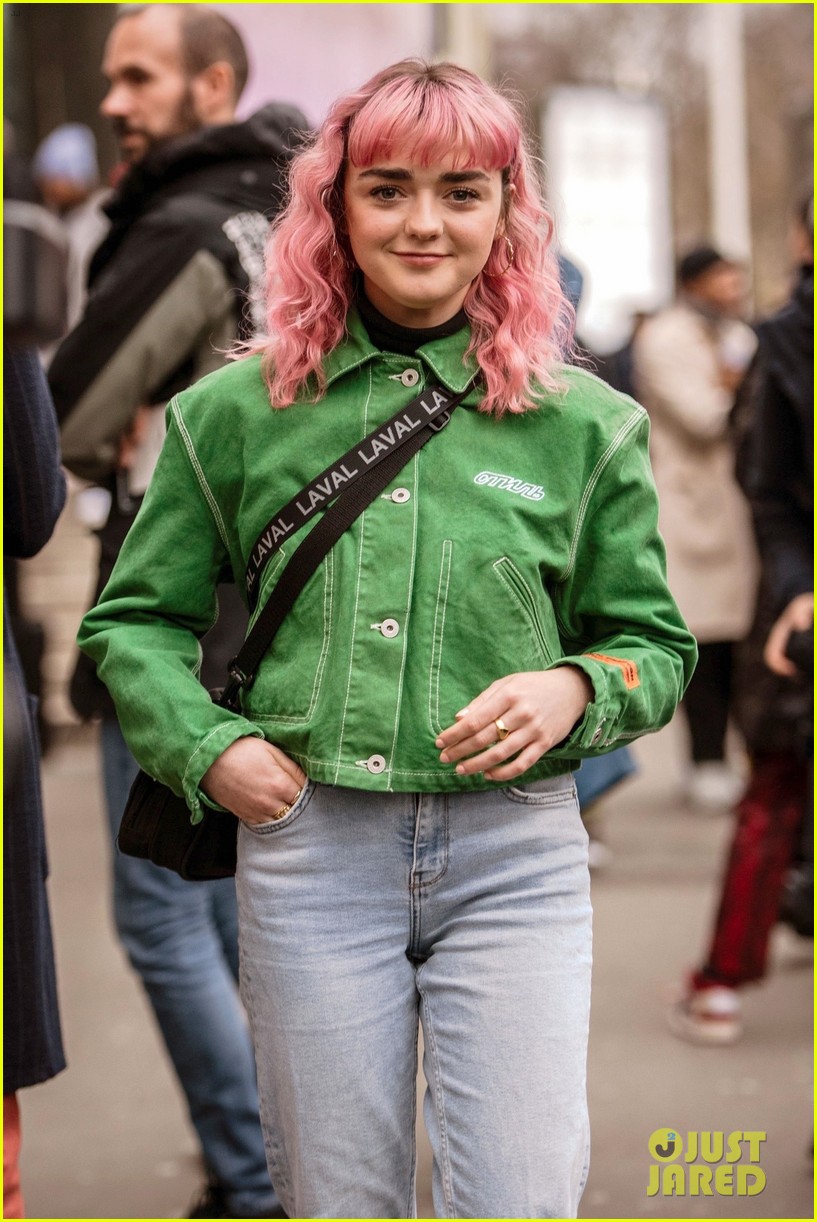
[491,556,554,665]
[559,406,645,582]
[182,724,237,791]
[388,453,420,771]
[171,400,230,551]
[428,540,453,736]
[243,551,334,725]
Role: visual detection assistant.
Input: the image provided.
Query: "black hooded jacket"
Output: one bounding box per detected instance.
[740,265,813,610]
[48,103,307,719]
[49,103,307,483]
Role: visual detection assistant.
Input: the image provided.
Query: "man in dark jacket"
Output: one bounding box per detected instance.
[48,7,306,1217]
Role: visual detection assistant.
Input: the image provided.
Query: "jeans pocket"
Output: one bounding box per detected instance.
[240,779,316,836]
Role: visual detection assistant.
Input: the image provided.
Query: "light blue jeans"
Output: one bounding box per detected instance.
[100,720,280,1216]
[237,775,592,1219]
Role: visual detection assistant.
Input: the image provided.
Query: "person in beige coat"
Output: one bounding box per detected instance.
[633,246,759,808]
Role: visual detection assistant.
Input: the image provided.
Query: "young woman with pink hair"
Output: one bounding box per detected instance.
[80,60,695,1217]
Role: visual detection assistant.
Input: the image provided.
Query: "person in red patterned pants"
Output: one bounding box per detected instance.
[669,200,813,1044]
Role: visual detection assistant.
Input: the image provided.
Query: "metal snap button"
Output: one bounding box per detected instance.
[400,369,420,388]
[380,618,400,638]
[391,488,411,503]
[366,754,387,774]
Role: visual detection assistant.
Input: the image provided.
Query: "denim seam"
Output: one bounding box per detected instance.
[239,780,315,835]
[416,797,449,889]
[236,950,292,1205]
[172,399,231,551]
[407,1000,420,1219]
[389,453,420,773]
[334,366,374,785]
[502,787,577,808]
[559,406,644,582]
[492,556,555,665]
[282,751,574,781]
[417,974,456,1217]
[428,540,453,736]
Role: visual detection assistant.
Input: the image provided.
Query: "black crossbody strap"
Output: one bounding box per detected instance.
[220,385,473,710]
[245,380,470,609]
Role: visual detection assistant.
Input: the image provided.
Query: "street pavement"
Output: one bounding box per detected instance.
[18,718,813,1220]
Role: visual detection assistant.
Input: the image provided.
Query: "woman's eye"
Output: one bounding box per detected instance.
[371,185,401,201]
[449,188,480,203]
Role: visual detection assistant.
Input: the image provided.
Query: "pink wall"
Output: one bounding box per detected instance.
[214,4,435,126]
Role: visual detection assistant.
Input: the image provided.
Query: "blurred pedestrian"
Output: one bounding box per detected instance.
[78,59,696,1218]
[633,246,759,809]
[668,197,813,1043]
[48,6,306,1217]
[32,123,110,333]
[3,344,68,1219]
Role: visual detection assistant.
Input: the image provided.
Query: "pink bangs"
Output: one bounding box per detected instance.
[346,73,518,175]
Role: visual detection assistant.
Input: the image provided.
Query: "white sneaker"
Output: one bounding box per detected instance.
[687,763,745,811]
[667,981,742,1045]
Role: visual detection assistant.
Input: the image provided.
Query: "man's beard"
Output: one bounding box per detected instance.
[113,84,201,163]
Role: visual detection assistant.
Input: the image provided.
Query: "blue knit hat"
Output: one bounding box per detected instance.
[33,123,99,187]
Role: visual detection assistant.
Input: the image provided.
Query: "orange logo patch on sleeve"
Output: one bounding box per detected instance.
[585,653,640,690]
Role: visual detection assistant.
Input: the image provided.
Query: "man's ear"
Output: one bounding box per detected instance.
[190,61,236,124]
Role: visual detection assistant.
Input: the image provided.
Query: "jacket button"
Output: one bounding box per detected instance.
[366,754,386,774]
[390,488,411,503]
[379,618,400,638]
[400,368,420,387]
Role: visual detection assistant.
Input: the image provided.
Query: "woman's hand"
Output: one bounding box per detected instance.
[201,737,307,825]
[436,668,594,782]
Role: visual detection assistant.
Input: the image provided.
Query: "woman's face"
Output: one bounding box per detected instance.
[343,149,505,328]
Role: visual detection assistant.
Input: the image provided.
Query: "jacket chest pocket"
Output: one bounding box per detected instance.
[240,548,335,725]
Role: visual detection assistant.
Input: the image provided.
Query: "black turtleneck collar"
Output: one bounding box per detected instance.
[357,291,468,356]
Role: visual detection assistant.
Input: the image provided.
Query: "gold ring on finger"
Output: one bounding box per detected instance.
[495,717,511,742]
[272,801,292,820]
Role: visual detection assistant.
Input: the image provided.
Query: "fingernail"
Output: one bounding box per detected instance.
[435,737,444,748]
[455,764,465,775]
[455,707,469,718]
[439,752,449,763]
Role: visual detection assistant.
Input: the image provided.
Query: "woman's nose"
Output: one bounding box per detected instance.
[404,194,444,239]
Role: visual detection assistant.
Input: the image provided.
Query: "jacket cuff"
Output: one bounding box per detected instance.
[543,657,612,754]
[182,720,265,823]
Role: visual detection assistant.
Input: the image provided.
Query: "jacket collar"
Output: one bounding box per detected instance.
[323,307,480,398]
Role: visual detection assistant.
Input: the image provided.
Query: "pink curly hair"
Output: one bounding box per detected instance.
[251,59,574,416]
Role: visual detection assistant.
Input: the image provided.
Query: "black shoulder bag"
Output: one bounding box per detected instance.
[117,379,472,879]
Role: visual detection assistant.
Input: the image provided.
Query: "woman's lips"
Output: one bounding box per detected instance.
[392,252,448,264]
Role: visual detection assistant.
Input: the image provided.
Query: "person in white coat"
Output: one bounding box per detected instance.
[633,246,758,809]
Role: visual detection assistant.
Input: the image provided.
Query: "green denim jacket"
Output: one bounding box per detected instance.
[78,313,697,819]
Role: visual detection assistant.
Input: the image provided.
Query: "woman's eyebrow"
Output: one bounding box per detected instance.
[357,167,413,181]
